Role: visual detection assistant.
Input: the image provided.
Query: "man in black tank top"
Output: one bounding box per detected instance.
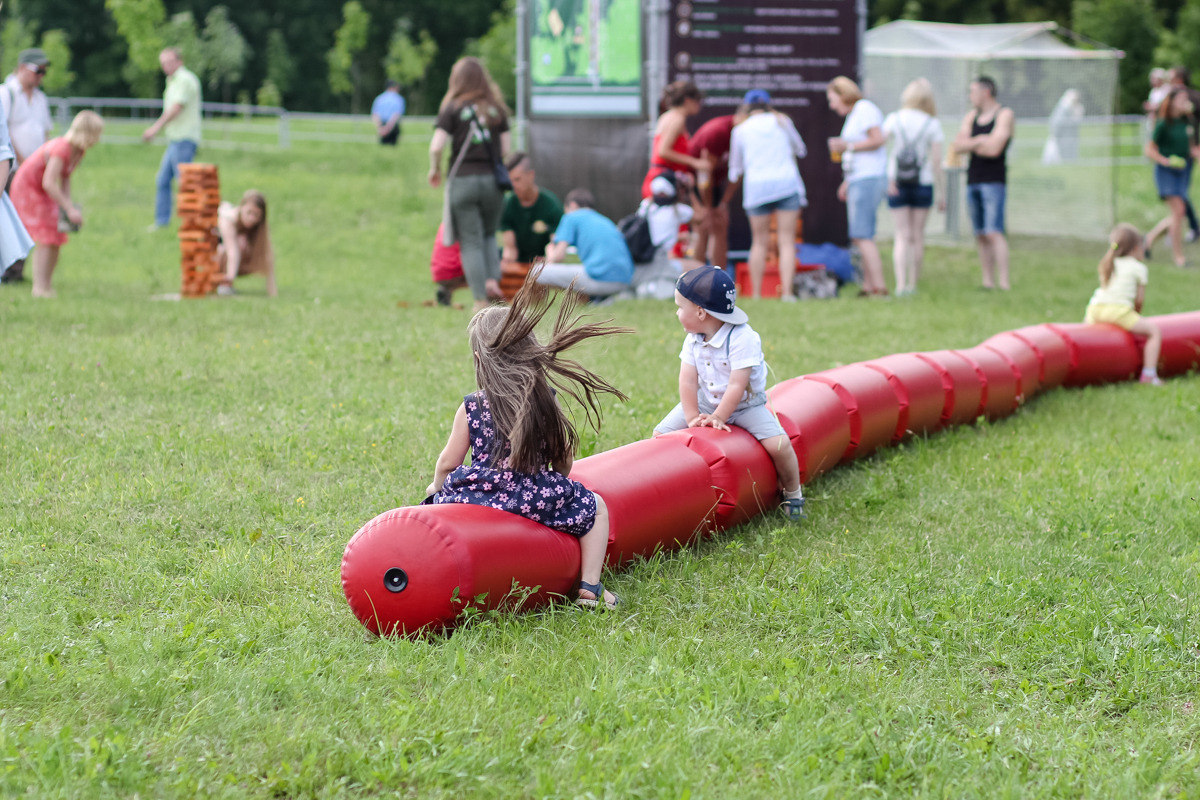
[953,76,1015,290]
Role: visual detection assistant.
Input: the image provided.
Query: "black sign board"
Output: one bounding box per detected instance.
[669,0,860,248]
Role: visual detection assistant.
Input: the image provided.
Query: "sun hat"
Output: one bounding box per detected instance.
[650,175,676,199]
[742,89,771,105]
[676,266,748,325]
[18,49,49,68]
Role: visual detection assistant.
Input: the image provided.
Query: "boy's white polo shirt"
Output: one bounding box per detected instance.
[680,322,768,407]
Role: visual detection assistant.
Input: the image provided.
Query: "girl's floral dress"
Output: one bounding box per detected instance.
[425,391,597,536]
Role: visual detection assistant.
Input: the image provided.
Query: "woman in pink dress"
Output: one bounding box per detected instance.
[11,110,103,297]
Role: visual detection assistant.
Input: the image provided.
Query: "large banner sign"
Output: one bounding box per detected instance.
[531,0,643,115]
[669,0,860,245]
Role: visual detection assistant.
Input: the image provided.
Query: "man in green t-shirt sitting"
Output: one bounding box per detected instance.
[500,152,563,263]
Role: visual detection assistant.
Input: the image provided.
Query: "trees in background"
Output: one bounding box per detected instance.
[0,0,1196,113]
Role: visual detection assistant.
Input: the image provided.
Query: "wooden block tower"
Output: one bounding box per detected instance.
[177,163,221,298]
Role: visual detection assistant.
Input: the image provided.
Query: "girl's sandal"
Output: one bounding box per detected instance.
[576,580,619,610]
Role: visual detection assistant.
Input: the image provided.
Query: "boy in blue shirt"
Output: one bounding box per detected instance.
[538,188,633,301]
[654,266,806,520]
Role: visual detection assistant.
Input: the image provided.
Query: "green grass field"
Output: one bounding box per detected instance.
[1,138,1199,798]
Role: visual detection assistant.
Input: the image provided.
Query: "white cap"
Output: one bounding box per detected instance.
[650,176,676,199]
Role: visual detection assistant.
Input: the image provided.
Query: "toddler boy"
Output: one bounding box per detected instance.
[654,266,805,519]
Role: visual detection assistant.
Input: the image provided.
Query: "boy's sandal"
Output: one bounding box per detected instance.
[780,496,807,521]
[576,580,619,610]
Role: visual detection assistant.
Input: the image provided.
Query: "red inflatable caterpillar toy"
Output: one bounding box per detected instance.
[342,313,1200,636]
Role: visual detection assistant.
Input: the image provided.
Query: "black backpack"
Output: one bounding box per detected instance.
[618,207,657,264]
[894,116,933,185]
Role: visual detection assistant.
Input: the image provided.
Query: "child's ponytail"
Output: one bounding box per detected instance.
[1099,223,1142,288]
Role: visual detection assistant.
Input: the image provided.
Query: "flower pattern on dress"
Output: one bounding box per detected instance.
[427,391,597,536]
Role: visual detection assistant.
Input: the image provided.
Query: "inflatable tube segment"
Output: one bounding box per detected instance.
[766,377,851,483]
[863,354,946,442]
[342,504,581,635]
[343,311,1199,636]
[1009,325,1072,390]
[981,333,1042,401]
[1152,312,1200,377]
[804,366,900,462]
[664,426,779,532]
[568,437,718,567]
[914,350,986,428]
[1048,323,1141,387]
[956,347,1021,419]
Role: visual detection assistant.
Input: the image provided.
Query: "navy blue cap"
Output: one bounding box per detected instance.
[743,89,771,105]
[676,266,748,325]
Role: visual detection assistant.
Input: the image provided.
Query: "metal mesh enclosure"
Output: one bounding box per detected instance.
[865,22,1122,241]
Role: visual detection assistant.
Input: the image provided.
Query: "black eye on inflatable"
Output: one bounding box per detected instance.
[383,568,408,593]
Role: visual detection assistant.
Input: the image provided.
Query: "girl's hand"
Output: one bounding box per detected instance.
[887,180,899,197]
[66,206,83,227]
[425,482,438,497]
[828,137,847,154]
[937,198,947,213]
[428,169,442,188]
[836,181,848,203]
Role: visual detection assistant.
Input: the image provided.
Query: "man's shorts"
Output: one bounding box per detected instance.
[966,182,1006,235]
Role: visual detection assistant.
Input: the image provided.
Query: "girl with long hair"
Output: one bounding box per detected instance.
[428,57,512,312]
[1084,223,1163,385]
[424,269,630,608]
[1144,88,1194,268]
[641,80,707,199]
[217,189,276,297]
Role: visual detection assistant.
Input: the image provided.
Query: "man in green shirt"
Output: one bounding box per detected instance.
[500,152,563,263]
[142,48,202,230]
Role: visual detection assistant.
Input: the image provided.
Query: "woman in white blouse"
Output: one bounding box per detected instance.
[728,89,807,300]
[882,78,945,296]
[827,76,888,297]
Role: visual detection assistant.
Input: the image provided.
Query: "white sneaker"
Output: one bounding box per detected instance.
[216,284,234,297]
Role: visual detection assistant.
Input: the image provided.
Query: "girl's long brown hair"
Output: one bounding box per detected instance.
[228,190,274,277]
[1099,223,1142,287]
[440,56,509,118]
[1158,87,1187,120]
[467,267,630,474]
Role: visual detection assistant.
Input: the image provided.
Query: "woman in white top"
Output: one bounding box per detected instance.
[882,78,945,296]
[728,89,807,300]
[826,76,888,296]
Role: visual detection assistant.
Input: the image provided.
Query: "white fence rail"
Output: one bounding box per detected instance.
[48,97,437,150]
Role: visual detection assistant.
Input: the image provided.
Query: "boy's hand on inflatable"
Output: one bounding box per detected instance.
[693,413,731,432]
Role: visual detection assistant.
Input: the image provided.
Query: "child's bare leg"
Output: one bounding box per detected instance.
[761,433,801,495]
[1130,318,1162,375]
[577,494,616,605]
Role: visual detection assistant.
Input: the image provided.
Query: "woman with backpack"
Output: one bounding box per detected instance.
[882,78,945,296]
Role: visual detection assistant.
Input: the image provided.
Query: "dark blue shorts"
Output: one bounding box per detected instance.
[1154,163,1190,199]
[886,183,934,209]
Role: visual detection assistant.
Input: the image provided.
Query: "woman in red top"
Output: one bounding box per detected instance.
[642,81,708,198]
[11,110,103,298]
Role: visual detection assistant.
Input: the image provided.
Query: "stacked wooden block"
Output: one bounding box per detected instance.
[178,163,221,298]
[499,261,532,301]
